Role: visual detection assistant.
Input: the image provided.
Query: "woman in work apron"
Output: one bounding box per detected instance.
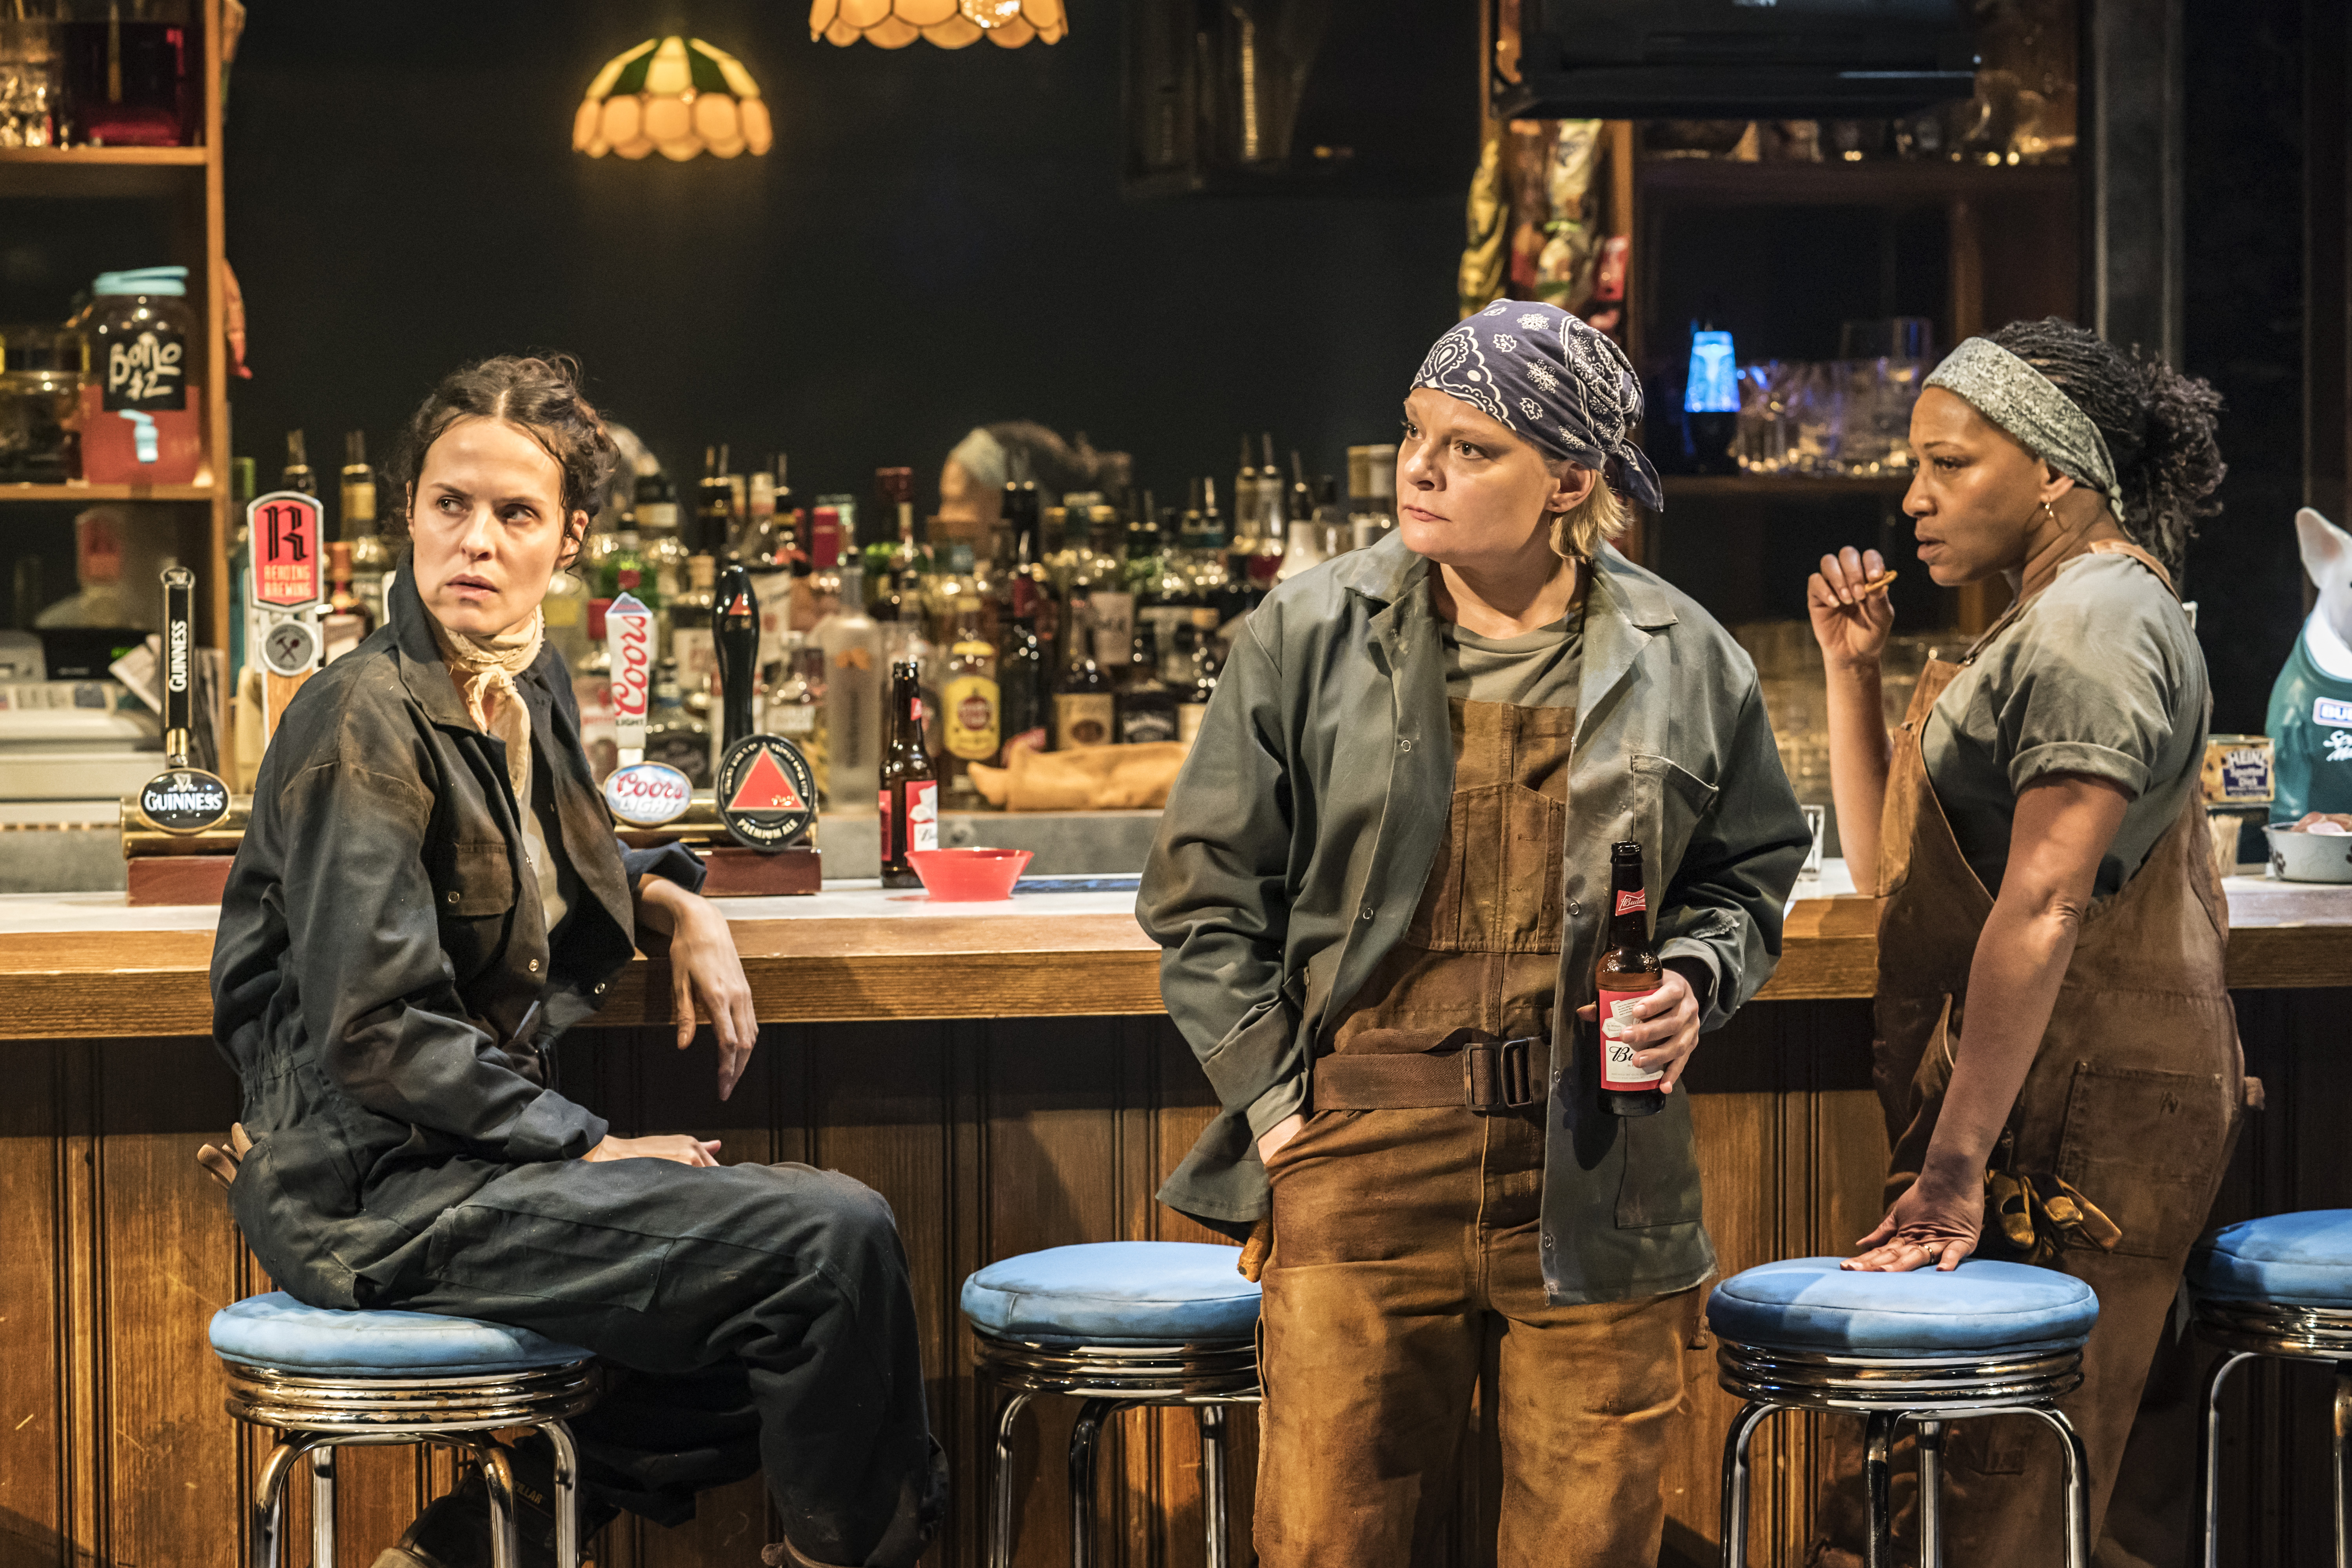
[1824,538,2244,1564]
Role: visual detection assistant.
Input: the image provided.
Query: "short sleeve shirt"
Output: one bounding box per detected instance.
[1922,551,2207,899]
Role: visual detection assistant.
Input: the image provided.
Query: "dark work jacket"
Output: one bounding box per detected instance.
[211,567,704,1307]
[1140,533,1809,1305]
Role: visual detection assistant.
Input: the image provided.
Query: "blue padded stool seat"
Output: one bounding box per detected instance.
[209,1291,593,1376]
[2186,1209,2352,1307]
[1708,1256,2099,1356]
[961,1241,1261,1346]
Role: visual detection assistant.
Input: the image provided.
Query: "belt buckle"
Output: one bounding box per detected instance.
[1463,1036,1540,1112]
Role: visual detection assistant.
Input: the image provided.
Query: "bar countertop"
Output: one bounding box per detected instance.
[0,867,2345,1041]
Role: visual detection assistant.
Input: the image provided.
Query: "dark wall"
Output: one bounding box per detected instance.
[218,2,1472,522]
[2181,0,2308,732]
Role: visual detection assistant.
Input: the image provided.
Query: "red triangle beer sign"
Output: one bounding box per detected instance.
[715,734,817,852]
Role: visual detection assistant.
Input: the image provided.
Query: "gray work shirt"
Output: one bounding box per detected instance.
[1924,551,2207,899]
[1140,533,1809,1306]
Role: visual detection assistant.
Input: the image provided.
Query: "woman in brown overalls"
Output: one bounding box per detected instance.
[1806,320,2236,1564]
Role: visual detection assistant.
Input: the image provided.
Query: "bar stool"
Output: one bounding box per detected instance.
[209,1291,599,1568]
[2187,1209,2352,1568]
[960,1241,1262,1568]
[1706,1256,2100,1568]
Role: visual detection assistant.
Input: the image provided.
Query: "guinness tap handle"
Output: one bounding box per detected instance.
[715,564,759,751]
[161,566,195,769]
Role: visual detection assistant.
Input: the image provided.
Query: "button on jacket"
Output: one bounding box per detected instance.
[1140,532,1809,1305]
[211,567,703,1306]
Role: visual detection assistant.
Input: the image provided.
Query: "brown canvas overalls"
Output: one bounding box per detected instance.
[1257,697,1702,1568]
[1813,541,2244,1565]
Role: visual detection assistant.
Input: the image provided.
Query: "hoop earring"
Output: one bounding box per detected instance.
[2040,499,2059,528]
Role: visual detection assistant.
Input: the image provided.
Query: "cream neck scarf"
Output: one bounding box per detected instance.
[426,608,544,799]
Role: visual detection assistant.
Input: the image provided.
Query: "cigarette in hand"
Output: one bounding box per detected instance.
[1859,570,1898,597]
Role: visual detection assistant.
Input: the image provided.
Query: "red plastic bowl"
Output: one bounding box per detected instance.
[906,848,1033,901]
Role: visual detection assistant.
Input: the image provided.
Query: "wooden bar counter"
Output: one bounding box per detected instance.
[2,873,2347,1568]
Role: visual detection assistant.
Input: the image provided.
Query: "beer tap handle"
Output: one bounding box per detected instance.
[716,564,759,751]
[161,566,194,770]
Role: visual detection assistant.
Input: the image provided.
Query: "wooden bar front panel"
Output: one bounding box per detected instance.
[3,993,2343,1568]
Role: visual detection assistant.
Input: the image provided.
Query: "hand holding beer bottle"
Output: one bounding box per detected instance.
[1578,840,1703,1113]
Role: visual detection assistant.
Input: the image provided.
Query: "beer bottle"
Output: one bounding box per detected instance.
[1596,840,1667,1117]
[879,657,938,889]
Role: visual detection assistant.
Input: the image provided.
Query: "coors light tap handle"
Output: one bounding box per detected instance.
[716,563,759,751]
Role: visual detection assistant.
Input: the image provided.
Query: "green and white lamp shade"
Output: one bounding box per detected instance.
[573,36,773,162]
[808,0,1068,50]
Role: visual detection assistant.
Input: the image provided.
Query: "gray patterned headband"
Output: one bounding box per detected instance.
[1924,337,2127,520]
[1409,299,1664,511]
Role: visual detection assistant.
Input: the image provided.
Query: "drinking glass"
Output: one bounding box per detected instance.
[1789,363,1842,475]
[0,18,60,147]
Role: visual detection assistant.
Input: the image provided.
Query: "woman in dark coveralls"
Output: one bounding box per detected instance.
[1807,321,2235,1565]
[210,358,942,1568]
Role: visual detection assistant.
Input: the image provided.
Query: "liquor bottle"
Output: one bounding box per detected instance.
[645,657,713,787]
[879,657,938,888]
[941,606,1000,804]
[767,635,826,789]
[1231,436,1260,557]
[228,455,255,682]
[340,431,388,630]
[817,563,882,814]
[747,469,778,561]
[999,615,1049,757]
[670,554,719,704]
[1115,626,1179,745]
[599,517,655,622]
[543,563,590,670]
[1349,442,1399,552]
[577,599,619,781]
[807,504,845,629]
[1596,840,1667,1117]
[1084,505,1133,667]
[1276,492,1334,582]
[1054,636,1114,750]
[1251,434,1288,590]
[282,430,316,496]
[323,541,369,661]
[1179,629,1221,743]
[697,445,735,559]
[633,458,681,535]
[640,474,691,622]
[1288,449,1315,540]
[1178,481,1232,647]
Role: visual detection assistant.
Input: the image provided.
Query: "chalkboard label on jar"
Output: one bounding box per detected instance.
[102,328,187,412]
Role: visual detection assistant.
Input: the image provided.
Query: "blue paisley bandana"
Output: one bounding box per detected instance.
[1410,299,1664,511]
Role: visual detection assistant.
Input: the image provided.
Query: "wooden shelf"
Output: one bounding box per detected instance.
[1638,157,2075,206]
[0,482,216,503]
[0,143,211,198]
[0,145,208,165]
[1661,474,1913,499]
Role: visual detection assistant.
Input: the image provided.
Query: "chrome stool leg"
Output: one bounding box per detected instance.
[250,1437,320,1568]
[990,1388,1034,1568]
[2335,1361,2351,1568]
[2021,1406,2092,1568]
[1717,1400,1777,1568]
[1914,1419,1943,1568]
[310,1444,337,1568]
[469,1439,521,1568]
[1066,1398,1135,1568]
[539,1420,583,1568]
[2199,1351,2256,1568]
[1862,1410,1902,1568]
[1197,1404,1230,1568]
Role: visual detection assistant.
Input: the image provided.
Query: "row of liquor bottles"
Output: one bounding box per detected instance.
[227,428,1401,812]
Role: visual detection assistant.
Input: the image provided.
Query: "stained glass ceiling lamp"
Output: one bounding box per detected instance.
[573,36,774,161]
[808,0,1068,50]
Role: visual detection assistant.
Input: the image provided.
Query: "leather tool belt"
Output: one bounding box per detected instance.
[1314,1028,1546,1113]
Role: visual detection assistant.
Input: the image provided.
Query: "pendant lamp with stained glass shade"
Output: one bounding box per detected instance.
[573,36,774,161]
[809,0,1067,50]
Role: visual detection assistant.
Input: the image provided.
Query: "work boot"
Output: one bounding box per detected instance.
[759,1437,948,1568]
[371,1438,614,1568]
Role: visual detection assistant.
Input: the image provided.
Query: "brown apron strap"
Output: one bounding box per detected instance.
[1315,1031,1544,1111]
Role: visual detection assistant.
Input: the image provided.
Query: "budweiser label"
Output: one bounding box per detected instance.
[1614,888,1646,917]
[1597,989,1664,1088]
[879,778,939,860]
[606,592,654,758]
